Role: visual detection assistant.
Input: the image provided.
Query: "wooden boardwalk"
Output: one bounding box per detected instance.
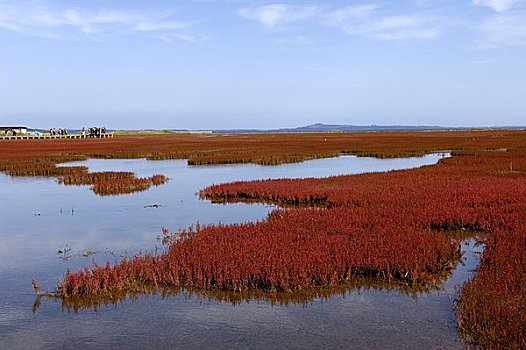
[0,133,114,140]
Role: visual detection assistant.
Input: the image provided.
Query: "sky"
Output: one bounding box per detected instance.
[0,0,525,130]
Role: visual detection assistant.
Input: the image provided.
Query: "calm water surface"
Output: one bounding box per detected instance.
[0,153,481,349]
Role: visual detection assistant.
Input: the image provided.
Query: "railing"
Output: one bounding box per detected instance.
[0,133,114,140]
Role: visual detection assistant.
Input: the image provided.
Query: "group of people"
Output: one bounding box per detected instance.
[82,127,107,137]
[2,127,110,138]
[49,128,68,136]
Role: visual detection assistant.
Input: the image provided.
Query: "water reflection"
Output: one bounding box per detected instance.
[54,276,448,313]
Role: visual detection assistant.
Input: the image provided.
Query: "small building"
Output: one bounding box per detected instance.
[1,126,28,135]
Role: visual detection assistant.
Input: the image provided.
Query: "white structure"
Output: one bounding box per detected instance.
[0,126,27,135]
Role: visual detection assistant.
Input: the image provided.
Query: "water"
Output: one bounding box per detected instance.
[0,153,481,349]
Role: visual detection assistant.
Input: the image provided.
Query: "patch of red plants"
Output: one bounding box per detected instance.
[455,224,526,349]
[60,212,460,298]
[92,174,167,196]
[200,149,526,349]
[2,130,524,173]
[63,142,526,349]
[6,131,525,348]
[59,171,135,185]
[58,171,168,196]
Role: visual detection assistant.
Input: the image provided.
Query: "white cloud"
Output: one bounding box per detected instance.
[373,28,438,40]
[335,14,440,40]
[322,5,379,26]
[0,3,196,41]
[238,4,319,29]
[478,12,526,47]
[239,3,440,41]
[473,0,519,12]
[134,20,190,32]
[152,33,205,44]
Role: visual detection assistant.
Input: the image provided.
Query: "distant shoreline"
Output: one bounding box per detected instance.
[5,123,526,136]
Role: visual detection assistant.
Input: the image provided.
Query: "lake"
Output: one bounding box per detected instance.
[0,153,480,349]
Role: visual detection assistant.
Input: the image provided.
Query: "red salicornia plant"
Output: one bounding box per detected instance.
[4,131,525,349]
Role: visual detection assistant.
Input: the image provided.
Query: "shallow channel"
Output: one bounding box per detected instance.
[0,153,481,349]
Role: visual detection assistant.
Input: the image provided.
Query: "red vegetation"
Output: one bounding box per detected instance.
[60,212,460,298]
[201,149,526,349]
[91,174,167,196]
[4,131,525,348]
[58,170,168,196]
[2,131,522,195]
[150,174,167,186]
[455,225,526,349]
[90,177,149,196]
[59,171,135,185]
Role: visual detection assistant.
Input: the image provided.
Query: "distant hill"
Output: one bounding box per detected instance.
[277,123,455,132]
[214,124,476,133]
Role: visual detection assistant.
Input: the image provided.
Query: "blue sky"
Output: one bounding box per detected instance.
[0,0,525,129]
